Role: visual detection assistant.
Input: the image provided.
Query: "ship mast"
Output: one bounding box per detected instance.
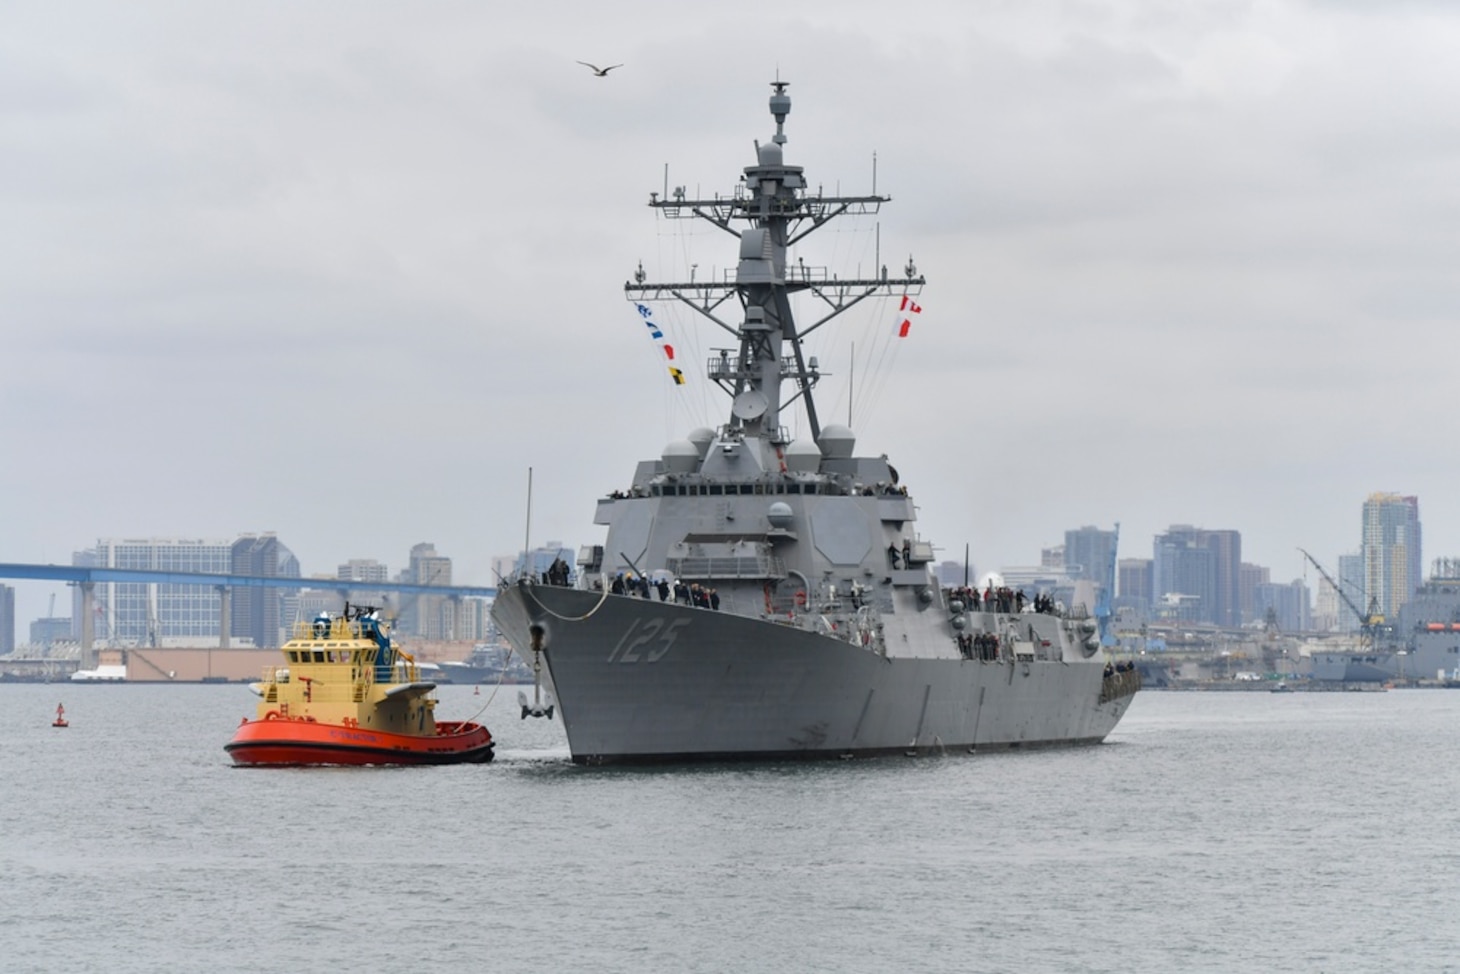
[626,81,924,444]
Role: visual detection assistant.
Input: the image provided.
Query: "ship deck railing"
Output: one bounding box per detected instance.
[763,593,888,618]
[944,589,1088,622]
[667,553,787,581]
[1099,668,1142,703]
[259,657,421,699]
[646,480,851,497]
[289,617,390,641]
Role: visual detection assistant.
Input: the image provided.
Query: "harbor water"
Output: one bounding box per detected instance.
[2,683,1457,973]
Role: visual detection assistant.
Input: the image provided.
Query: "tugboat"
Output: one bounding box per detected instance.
[226,604,494,766]
[489,81,1140,764]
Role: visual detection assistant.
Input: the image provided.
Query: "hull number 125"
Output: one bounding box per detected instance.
[607,618,690,663]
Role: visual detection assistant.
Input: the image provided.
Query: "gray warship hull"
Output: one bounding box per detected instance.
[1309,579,1460,683]
[493,583,1136,764]
[1309,653,1394,683]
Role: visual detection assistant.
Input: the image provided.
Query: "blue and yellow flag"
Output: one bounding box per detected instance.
[635,302,684,386]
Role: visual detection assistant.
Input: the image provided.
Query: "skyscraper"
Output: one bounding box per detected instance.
[1238,562,1270,626]
[0,584,14,655]
[231,533,300,648]
[1117,558,1152,612]
[1201,530,1242,628]
[338,559,388,583]
[1255,579,1312,632]
[336,558,390,612]
[1362,493,1421,621]
[1153,527,1215,623]
[88,538,233,644]
[401,543,453,639]
[1064,526,1117,599]
[1337,552,1365,632]
[1151,525,1242,627]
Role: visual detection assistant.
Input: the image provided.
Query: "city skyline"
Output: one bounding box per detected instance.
[5,4,1459,645]
[0,535,581,646]
[0,502,1440,644]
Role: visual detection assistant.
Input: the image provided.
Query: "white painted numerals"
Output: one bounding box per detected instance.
[607,618,690,663]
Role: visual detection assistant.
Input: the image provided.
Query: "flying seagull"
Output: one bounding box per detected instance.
[577,61,622,77]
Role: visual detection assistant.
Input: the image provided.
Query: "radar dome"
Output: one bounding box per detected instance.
[767,501,793,529]
[817,424,856,459]
[686,427,715,458]
[783,438,822,473]
[662,440,700,474]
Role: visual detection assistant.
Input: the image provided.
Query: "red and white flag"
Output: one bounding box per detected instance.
[896,294,922,338]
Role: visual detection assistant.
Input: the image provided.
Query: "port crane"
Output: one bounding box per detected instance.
[1297,547,1384,647]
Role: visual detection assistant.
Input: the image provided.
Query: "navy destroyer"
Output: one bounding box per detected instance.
[490,81,1140,763]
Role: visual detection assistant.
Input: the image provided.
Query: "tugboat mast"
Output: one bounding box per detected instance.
[626,80,924,445]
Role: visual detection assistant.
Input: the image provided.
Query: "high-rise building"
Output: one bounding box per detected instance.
[1312,571,1340,632]
[338,559,388,583]
[231,533,300,648]
[0,584,14,655]
[1152,526,1216,624]
[1254,579,1312,632]
[1064,526,1117,600]
[87,538,233,644]
[452,598,492,641]
[70,547,97,639]
[401,543,453,639]
[1337,552,1365,632]
[1202,530,1242,628]
[1362,493,1421,622]
[1117,558,1152,612]
[1238,562,1270,626]
[1151,525,1242,627]
[336,558,390,613]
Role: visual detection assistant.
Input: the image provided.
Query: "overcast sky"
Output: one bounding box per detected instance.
[3,1,1457,629]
